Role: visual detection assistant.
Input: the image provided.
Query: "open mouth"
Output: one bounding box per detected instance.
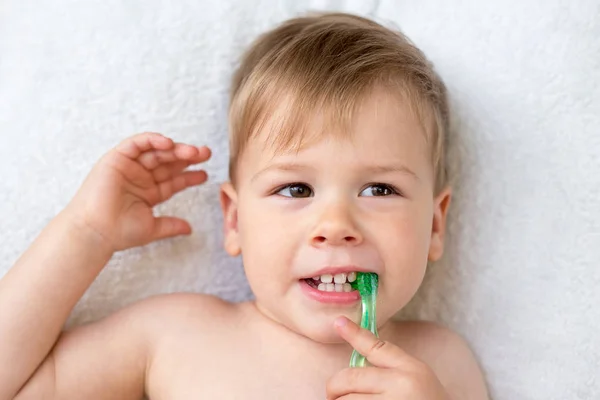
[302,272,358,293]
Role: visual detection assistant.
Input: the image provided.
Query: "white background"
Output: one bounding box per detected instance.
[1,0,598,398]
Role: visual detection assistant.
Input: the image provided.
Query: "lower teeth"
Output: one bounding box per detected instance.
[306,279,353,293]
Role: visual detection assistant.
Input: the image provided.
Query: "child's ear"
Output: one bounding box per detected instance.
[219,182,241,257]
[428,186,452,262]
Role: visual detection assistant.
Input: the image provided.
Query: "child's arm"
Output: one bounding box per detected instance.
[0,132,211,400]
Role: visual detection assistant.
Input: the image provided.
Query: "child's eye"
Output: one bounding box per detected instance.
[359,183,399,197]
[276,183,313,198]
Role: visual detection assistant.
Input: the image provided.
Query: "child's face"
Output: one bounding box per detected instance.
[221,87,451,343]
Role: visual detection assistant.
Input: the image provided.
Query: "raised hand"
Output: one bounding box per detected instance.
[66,132,211,251]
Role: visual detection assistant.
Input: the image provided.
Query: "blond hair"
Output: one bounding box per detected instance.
[228,12,449,194]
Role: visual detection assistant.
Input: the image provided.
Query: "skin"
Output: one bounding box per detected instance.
[0,87,489,400]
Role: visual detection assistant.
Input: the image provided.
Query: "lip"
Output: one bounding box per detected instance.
[302,265,377,279]
[299,279,361,305]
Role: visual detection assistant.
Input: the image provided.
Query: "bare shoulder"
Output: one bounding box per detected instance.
[135,293,245,397]
[14,292,234,400]
[126,292,240,346]
[131,292,236,325]
[387,320,490,400]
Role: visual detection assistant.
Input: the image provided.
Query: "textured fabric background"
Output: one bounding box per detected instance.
[0,1,598,398]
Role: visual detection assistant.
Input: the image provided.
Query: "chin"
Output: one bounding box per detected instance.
[291,310,360,344]
[296,323,346,344]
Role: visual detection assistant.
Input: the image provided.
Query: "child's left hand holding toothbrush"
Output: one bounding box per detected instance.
[326,316,451,400]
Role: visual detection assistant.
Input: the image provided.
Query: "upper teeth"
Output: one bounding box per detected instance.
[312,272,357,284]
[310,272,359,292]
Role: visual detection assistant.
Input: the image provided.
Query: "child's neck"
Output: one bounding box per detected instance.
[242,300,354,364]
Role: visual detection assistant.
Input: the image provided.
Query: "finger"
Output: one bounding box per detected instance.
[156,170,208,203]
[152,217,192,240]
[138,144,211,170]
[138,150,182,170]
[334,317,408,369]
[152,160,190,183]
[173,143,211,162]
[326,367,386,399]
[115,132,174,159]
[152,150,211,182]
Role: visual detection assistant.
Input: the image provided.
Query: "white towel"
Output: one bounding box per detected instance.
[0,1,598,399]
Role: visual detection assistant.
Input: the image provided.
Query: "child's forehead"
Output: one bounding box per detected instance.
[239,97,430,183]
[247,85,427,157]
[241,123,431,189]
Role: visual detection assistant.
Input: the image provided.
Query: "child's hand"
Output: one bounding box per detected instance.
[326,317,450,400]
[66,132,211,251]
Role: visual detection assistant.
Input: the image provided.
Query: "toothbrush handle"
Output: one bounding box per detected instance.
[349,293,378,368]
[349,348,368,367]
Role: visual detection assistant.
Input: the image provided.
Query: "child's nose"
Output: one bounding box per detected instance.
[309,203,363,247]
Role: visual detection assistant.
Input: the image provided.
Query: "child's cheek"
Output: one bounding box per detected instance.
[238,205,297,288]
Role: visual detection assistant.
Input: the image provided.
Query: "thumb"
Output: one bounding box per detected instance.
[153,216,192,240]
[334,316,407,369]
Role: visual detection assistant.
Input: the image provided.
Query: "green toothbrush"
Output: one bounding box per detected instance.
[349,272,379,368]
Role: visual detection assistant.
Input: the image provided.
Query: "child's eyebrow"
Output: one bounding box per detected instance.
[364,164,420,181]
[251,162,419,182]
[251,162,314,182]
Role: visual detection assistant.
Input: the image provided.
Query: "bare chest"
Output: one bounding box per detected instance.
[148,345,336,400]
[145,306,438,400]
